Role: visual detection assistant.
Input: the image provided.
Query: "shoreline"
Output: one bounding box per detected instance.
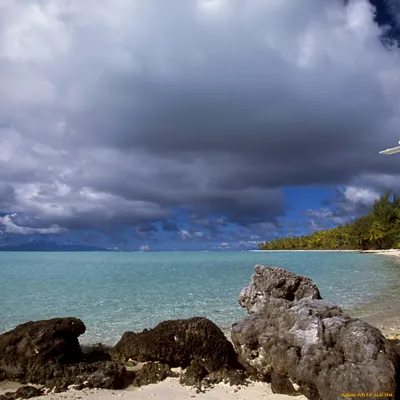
[249,249,360,252]
[359,249,400,257]
[2,255,399,399]
[347,249,400,339]
[253,248,400,338]
[252,248,400,256]
[0,379,308,400]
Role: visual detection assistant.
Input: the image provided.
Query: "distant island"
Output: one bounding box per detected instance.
[0,241,114,252]
[258,192,400,251]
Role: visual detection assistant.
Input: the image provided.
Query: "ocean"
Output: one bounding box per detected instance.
[1,251,399,345]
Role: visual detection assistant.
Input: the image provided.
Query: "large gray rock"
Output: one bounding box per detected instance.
[232,265,399,400]
[239,265,321,313]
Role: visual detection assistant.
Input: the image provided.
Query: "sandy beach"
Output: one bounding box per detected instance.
[0,379,308,400]
[361,249,400,257]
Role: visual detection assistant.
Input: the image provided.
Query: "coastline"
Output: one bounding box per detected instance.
[1,253,399,399]
[360,248,400,257]
[252,248,400,256]
[349,249,400,340]
[253,247,400,339]
[249,249,360,252]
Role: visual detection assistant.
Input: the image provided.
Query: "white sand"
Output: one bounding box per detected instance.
[0,378,307,400]
[361,249,400,257]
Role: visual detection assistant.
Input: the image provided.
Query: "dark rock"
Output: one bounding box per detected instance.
[110,317,240,372]
[43,361,126,391]
[0,386,44,400]
[206,367,247,386]
[232,265,400,400]
[180,360,208,387]
[81,343,112,362]
[14,386,44,399]
[239,265,322,314]
[132,362,176,387]
[0,317,85,382]
[270,371,299,396]
[0,318,126,392]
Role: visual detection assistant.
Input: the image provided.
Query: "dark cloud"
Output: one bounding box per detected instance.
[162,220,179,232]
[0,183,15,210]
[1,0,400,239]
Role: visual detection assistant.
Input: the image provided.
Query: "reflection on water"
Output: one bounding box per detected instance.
[347,256,400,320]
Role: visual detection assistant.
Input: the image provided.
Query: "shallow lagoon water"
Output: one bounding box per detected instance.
[1,251,399,344]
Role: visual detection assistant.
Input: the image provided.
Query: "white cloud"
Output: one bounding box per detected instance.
[0,0,400,237]
[342,186,380,205]
[0,214,64,235]
[179,230,192,240]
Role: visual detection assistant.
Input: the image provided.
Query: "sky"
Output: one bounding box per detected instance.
[1,0,400,251]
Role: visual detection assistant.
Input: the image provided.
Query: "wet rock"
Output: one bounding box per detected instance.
[0,386,44,400]
[14,386,44,399]
[232,265,400,400]
[111,317,248,388]
[0,317,85,383]
[44,361,126,391]
[110,317,240,372]
[132,362,176,387]
[205,367,247,386]
[0,318,126,392]
[180,360,208,387]
[81,343,112,362]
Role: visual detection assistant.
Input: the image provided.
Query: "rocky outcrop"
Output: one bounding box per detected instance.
[0,318,126,392]
[232,265,399,400]
[0,386,44,400]
[238,264,322,313]
[0,317,85,376]
[110,317,246,387]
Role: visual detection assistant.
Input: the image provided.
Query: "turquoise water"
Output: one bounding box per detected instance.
[1,251,399,345]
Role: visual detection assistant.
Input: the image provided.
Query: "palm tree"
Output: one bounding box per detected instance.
[369,220,387,249]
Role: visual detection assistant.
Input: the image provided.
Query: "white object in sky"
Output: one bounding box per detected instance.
[379,141,400,155]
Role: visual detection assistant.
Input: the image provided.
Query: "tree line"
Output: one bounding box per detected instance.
[258,192,400,250]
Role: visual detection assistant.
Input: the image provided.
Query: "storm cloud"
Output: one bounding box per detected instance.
[1,0,400,243]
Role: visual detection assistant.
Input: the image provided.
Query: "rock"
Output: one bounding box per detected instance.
[132,362,177,387]
[238,265,322,313]
[111,317,247,388]
[42,361,126,392]
[205,367,247,386]
[180,360,208,387]
[110,317,240,372]
[0,317,85,382]
[0,318,126,392]
[270,371,300,396]
[232,265,400,400]
[81,343,112,362]
[13,386,44,399]
[0,386,44,400]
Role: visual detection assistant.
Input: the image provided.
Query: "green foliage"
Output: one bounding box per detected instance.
[258,191,400,251]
